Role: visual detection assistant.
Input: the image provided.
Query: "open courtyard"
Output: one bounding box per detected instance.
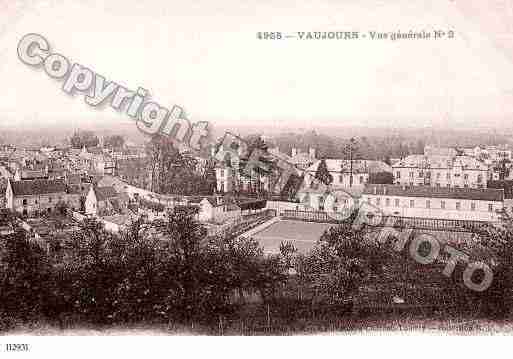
[251,219,336,253]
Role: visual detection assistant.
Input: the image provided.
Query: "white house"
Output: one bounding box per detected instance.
[296,185,360,213]
[392,155,488,189]
[198,197,242,224]
[85,186,128,216]
[304,159,392,189]
[361,184,504,222]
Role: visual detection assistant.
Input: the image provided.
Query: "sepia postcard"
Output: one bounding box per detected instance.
[1,0,513,357]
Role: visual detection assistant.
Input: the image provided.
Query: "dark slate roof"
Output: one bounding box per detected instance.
[363,184,504,202]
[66,183,91,195]
[87,147,103,155]
[11,179,66,196]
[94,186,119,201]
[236,199,267,211]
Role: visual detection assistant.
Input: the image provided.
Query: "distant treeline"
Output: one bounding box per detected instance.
[266,129,513,160]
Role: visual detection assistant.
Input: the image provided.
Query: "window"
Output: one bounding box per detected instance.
[376,198,381,205]
[426,200,430,209]
[409,172,414,178]
[446,173,450,180]
[409,200,414,208]
[436,183,440,187]
[22,199,27,205]
[359,176,364,184]
[367,197,371,204]
[385,198,390,207]
[49,197,52,203]
[436,172,441,179]
[464,174,468,180]
[396,171,401,179]
[339,174,343,183]
[441,201,446,209]
[477,175,483,183]
[456,202,461,210]
[419,171,424,178]
[394,199,399,207]
[471,202,476,211]
[488,204,493,212]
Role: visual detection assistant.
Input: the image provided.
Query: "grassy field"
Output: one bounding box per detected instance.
[252,220,335,253]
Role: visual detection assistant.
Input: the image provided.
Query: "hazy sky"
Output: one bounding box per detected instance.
[2,0,513,131]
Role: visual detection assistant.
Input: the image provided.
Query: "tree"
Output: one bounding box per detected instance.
[205,236,264,304]
[296,223,390,309]
[111,216,170,323]
[70,130,99,149]
[145,135,180,193]
[202,159,217,195]
[0,227,52,327]
[314,158,333,186]
[65,218,121,324]
[104,135,125,149]
[470,223,513,317]
[239,135,273,195]
[497,158,511,180]
[145,135,210,195]
[154,207,213,321]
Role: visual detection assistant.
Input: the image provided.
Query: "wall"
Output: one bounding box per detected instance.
[266,200,306,216]
[362,194,503,222]
[13,192,66,215]
[393,167,487,188]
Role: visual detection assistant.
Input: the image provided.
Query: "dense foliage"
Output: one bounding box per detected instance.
[1,208,513,333]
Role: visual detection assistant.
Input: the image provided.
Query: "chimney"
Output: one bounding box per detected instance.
[291,148,298,157]
[309,147,316,159]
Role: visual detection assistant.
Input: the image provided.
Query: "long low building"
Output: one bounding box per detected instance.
[362,184,505,222]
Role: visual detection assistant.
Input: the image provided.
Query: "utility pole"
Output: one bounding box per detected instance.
[344,137,358,187]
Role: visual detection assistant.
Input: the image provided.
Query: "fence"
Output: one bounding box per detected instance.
[281,210,491,233]
[208,209,277,238]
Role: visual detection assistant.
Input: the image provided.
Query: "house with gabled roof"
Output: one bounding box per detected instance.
[85,186,129,216]
[197,196,241,223]
[6,179,67,216]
